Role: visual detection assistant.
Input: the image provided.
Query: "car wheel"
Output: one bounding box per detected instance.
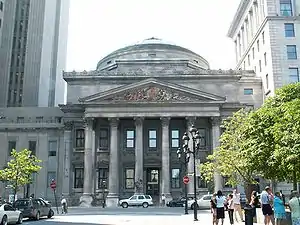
[1,215,8,225]
[48,209,54,218]
[142,202,149,208]
[35,211,40,221]
[121,202,128,208]
[17,214,23,224]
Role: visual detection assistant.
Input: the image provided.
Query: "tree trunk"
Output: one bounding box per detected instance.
[292,169,297,191]
[244,183,257,203]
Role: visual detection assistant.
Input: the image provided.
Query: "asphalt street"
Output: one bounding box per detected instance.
[21,207,258,225]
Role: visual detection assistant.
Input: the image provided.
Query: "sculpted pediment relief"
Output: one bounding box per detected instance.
[79,78,226,103]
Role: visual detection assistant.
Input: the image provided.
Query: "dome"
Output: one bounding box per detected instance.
[96,37,210,71]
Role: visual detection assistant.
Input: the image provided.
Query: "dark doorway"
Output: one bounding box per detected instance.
[146,168,160,198]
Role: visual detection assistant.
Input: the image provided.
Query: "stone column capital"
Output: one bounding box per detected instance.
[185,116,197,127]
[64,121,73,130]
[108,118,119,128]
[134,117,144,127]
[210,117,221,126]
[160,117,170,127]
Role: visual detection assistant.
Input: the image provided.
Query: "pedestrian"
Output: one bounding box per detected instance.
[288,191,300,225]
[280,190,286,206]
[250,191,260,223]
[273,192,286,225]
[232,189,244,222]
[61,196,68,214]
[211,193,217,225]
[227,194,234,225]
[216,190,226,225]
[260,186,275,225]
[161,194,166,207]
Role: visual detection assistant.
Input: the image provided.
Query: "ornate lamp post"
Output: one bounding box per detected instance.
[182,125,201,221]
[177,146,190,215]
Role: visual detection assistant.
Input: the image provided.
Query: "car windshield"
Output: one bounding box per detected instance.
[15,200,29,207]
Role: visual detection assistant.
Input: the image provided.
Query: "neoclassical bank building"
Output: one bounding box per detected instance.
[0,38,263,206]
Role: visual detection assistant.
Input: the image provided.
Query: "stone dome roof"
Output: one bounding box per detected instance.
[96,37,210,70]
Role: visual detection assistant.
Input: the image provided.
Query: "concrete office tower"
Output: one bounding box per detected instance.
[0,0,5,44]
[228,0,300,97]
[0,0,70,107]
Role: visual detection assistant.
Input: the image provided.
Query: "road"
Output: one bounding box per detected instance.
[21,207,253,225]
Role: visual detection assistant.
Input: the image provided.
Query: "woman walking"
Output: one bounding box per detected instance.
[227,194,235,225]
[273,192,286,225]
[216,190,227,225]
[211,193,217,225]
[289,191,300,225]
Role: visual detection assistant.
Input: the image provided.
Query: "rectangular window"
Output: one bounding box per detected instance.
[98,168,108,189]
[48,141,57,157]
[74,168,84,188]
[289,68,299,83]
[266,74,269,89]
[17,117,24,123]
[257,40,260,52]
[0,1,3,11]
[262,32,265,44]
[259,60,262,72]
[47,172,56,184]
[126,129,135,148]
[287,45,297,59]
[285,23,295,37]
[171,169,180,188]
[148,129,157,149]
[28,141,36,155]
[264,52,267,66]
[252,47,255,59]
[8,141,16,156]
[171,129,179,148]
[99,128,109,150]
[198,128,206,147]
[280,0,293,16]
[75,129,85,148]
[247,55,251,66]
[197,177,207,188]
[125,169,134,189]
[244,88,254,95]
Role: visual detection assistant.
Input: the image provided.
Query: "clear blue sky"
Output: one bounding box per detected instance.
[66,0,241,71]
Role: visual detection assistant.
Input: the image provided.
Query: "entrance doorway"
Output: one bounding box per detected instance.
[146,168,160,201]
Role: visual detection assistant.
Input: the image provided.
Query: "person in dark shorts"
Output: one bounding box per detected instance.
[261,186,275,225]
[210,193,217,225]
[216,190,227,225]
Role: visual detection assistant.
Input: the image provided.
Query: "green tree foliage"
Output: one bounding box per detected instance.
[0,149,42,201]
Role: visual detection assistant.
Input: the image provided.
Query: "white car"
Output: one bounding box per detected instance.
[186,194,213,210]
[0,203,23,224]
[119,195,153,208]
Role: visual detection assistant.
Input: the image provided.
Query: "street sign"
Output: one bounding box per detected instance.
[50,179,56,190]
[183,176,190,184]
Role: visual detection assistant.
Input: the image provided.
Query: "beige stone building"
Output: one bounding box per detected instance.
[0,38,263,206]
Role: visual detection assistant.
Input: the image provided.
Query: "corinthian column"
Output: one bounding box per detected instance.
[80,118,94,207]
[161,117,172,202]
[134,117,144,194]
[186,117,197,196]
[62,121,73,198]
[106,118,120,207]
[211,117,223,192]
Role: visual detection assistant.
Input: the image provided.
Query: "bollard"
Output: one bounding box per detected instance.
[244,206,254,225]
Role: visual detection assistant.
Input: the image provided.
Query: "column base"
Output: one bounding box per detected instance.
[79,194,93,207]
[105,194,119,208]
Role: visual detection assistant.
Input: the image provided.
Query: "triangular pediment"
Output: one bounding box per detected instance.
[79,78,226,103]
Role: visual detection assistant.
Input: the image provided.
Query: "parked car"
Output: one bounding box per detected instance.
[0,203,23,224]
[14,198,54,220]
[119,195,153,208]
[185,194,213,210]
[167,197,194,207]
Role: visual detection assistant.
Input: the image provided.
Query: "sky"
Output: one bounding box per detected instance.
[66,0,241,71]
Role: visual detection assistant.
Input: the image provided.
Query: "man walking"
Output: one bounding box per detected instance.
[232,189,244,222]
[261,186,275,225]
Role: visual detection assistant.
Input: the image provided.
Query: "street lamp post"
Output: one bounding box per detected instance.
[182,125,201,221]
[102,180,106,208]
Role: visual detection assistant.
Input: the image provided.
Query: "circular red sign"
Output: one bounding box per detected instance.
[183,176,190,184]
[50,181,56,189]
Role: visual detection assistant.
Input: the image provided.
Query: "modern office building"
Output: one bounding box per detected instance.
[0,0,70,107]
[0,0,5,44]
[227,0,300,97]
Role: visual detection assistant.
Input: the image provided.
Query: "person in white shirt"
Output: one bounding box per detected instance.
[216,190,227,225]
[260,186,275,225]
[227,194,235,225]
[161,194,166,207]
[61,196,68,214]
[232,189,244,222]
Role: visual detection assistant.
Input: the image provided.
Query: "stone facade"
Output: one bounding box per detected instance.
[0,38,263,206]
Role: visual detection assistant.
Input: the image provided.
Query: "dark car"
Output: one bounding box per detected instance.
[14,198,54,220]
[167,197,194,207]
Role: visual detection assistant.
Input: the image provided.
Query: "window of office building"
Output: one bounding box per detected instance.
[74,168,84,188]
[171,169,180,188]
[75,129,85,148]
[98,168,108,189]
[285,23,295,37]
[259,60,262,72]
[266,74,269,89]
[287,45,297,59]
[99,128,109,150]
[125,169,134,189]
[244,88,254,95]
[171,130,180,148]
[125,130,135,148]
[48,141,57,157]
[280,0,293,16]
[8,141,16,156]
[28,141,36,155]
[289,68,299,83]
[264,53,267,66]
[148,130,157,149]
[257,40,260,52]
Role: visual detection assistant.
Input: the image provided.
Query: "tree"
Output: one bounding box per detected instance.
[0,149,42,202]
[200,109,259,197]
